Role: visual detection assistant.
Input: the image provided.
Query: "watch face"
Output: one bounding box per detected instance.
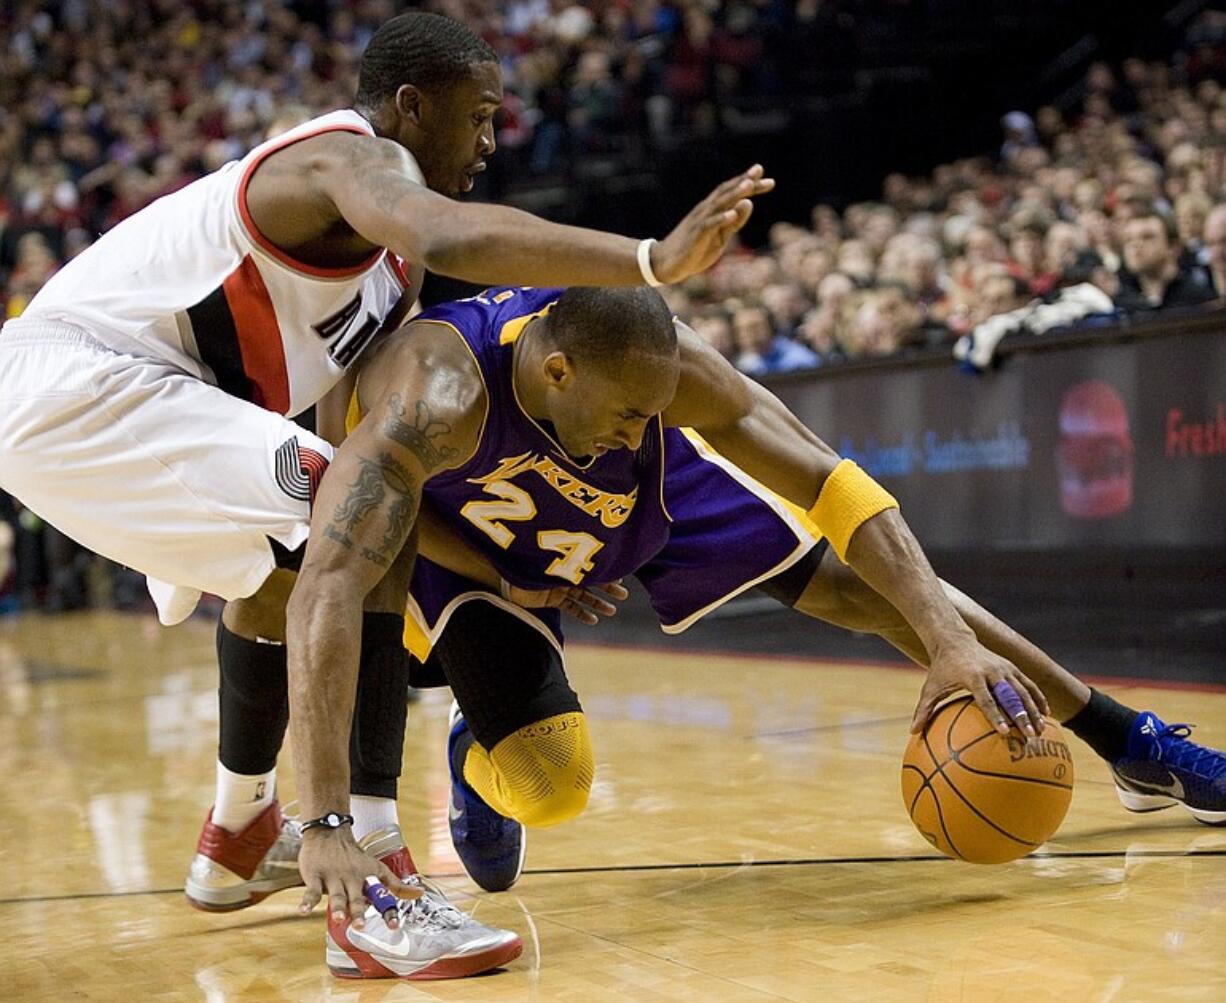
[326,813,342,827]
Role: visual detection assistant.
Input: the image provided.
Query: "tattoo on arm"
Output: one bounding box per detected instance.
[384,394,458,470]
[345,140,416,219]
[324,526,353,549]
[332,460,385,531]
[324,452,420,569]
[377,454,417,557]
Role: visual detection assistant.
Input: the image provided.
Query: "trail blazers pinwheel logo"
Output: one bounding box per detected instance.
[275,437,328,504]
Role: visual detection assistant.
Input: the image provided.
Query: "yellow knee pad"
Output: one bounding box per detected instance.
[462,712,594,828]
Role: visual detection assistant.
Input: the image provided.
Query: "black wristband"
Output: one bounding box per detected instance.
[300,811,354,833]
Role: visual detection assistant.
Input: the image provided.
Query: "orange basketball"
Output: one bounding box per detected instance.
[901,695,1074,864]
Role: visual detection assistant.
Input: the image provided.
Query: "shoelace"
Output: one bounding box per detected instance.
[395,876,467,932]
[1152,724,1226,780]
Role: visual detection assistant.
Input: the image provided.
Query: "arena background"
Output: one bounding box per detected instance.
[2,2,1226,999]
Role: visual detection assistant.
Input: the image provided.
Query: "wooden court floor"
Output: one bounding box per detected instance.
[2,610,1225,1002]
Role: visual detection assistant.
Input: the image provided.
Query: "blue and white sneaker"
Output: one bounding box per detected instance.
[447,701,526,892]
[1111,712,1226,825]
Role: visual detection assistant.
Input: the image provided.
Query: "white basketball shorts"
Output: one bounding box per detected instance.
[0,320,333,623]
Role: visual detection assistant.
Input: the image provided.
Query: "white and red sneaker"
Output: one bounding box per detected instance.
[184,802,304,911]
[325,825,523,980]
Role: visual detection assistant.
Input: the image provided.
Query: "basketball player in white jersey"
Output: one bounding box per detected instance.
[0,12,772,980]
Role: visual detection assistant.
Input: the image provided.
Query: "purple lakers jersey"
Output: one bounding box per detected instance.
[414,287,673,590]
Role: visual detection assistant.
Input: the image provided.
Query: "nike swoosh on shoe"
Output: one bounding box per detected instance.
[1129,773,1185,799]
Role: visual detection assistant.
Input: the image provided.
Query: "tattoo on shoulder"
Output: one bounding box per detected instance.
[384,393,459,470]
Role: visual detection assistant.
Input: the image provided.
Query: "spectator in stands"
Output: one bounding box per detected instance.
[1174,191,1212,269]
[955,250,1118,371]
[1006,218,1059,297]
[1000,111,1040,162]
[797,271,855,358]
[732,303,820,376]
[1044,221,1089,276]
[836,286,921,359]
[689,306,735,361]
[836,239,876,285]
[1201,201,1226,295]
[796,244,836,300]
[1116,208,1216,312]
[760,282,810,340]
[972,268,1032,328]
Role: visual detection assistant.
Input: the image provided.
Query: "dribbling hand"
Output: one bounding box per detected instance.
[652,166,775,284]
[910,639,1050,738]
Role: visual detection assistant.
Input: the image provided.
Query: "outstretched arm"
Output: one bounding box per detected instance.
[319,135,773,286]
[285,324,483,923]
[663,323,1049,735]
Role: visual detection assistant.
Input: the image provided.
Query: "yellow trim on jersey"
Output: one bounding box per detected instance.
[655,419,673,524]
[345,385,363,436]
[678,428,823,540]
[403,607,432,662]
[806,459,898,562]
[660,428,820,634]
[498,303,555,345]
[403,589,563,660]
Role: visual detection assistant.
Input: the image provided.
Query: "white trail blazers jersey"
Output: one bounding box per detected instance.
[20,109,418,417]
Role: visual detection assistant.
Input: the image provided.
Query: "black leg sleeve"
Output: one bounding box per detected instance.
[217,620,289,775]
[349,612,412,800]
[1062,687,1138,763]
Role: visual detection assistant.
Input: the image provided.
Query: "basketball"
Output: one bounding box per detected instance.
[901,695,1075,864]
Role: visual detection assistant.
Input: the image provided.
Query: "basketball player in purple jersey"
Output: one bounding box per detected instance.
[0,12,772,980]
[321,285,1226,905]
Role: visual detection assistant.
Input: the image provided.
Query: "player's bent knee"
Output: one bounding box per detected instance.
[488,711,594,828]
[514,782,590,828]
[224,569,296,641]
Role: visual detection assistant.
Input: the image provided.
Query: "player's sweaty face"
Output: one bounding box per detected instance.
[417,61,502,198]
[551,351,679,459]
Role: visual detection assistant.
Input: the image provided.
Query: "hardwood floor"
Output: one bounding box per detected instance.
[3,611,1224,1001]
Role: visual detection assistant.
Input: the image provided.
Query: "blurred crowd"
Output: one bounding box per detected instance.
[0,0,820,319]
[670,13,1226,374]
[4,2,1226,378]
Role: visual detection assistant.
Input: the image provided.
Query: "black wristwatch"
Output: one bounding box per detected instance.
[300,811,354,834]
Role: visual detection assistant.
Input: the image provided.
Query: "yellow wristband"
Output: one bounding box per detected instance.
[806,459,899,562]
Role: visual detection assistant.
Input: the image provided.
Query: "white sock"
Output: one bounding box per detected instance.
[212,762,276,834]
[351,795,399,845]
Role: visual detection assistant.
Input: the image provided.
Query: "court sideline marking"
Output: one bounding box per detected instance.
[2,848,1223,907]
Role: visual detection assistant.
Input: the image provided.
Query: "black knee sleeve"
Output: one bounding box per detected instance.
[434,600,581,751]
[217,620,289,775]
[349,612,412,800]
